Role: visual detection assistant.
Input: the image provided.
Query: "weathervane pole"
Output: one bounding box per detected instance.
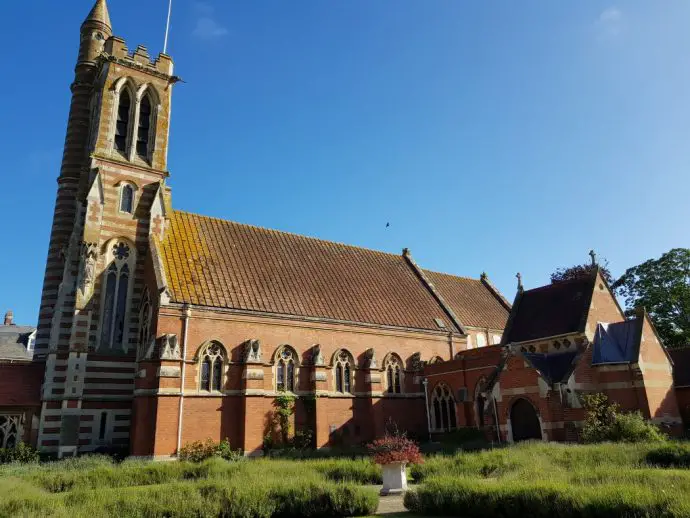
[163,0,173,54]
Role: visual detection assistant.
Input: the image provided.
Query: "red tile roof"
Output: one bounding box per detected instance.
[158,210,509,333]
[423,270,510,330]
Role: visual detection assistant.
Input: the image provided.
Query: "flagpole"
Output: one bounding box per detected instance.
[163,0,173,54]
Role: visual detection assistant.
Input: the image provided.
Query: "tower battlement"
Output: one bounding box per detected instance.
[104,37,174,78]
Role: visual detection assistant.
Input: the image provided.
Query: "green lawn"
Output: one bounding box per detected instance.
[2,442,690,517]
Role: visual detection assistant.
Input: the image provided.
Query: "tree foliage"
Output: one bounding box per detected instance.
[551,260,613,285]
[612,248,690,348]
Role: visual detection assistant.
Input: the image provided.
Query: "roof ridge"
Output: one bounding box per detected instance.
[523,276,589,294]
[171,209,403,259]
[422,268,481,283]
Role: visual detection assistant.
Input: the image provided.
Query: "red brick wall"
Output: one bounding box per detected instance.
[0,362,43,408]
[585,272,625,335]
[135,305,458,456]
[639,315,680,423]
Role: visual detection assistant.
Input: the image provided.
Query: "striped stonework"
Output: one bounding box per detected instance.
[35,0,176,456]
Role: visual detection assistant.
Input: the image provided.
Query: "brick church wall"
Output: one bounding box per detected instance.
[136,305,455,456]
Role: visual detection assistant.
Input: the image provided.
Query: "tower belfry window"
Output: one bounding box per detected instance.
[115,90,131,154]
[136,94,151,158]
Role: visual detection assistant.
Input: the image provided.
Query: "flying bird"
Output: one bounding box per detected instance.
[386,222,390,228]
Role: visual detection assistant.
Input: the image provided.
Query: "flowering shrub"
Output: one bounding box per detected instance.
[367,435,423,465]
[178,438,242,462]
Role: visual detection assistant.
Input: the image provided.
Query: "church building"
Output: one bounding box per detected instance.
[18,0,509,458]
[0,0,683,458]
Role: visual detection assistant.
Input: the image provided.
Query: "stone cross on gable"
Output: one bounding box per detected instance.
[589,249,597,266]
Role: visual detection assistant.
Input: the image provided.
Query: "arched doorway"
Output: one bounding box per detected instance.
[510,398,542,442]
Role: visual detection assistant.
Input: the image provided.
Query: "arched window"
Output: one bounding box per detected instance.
[136,93,152,159]
[384,354,403,394]
[430,383,457,432]
[115,89,131,154]
[474,379,487,429]
[199,342,226,392]
[137,289,152,360]
[100,241,135,351]
[334,350,354,393]
[120,184,134,213]
[275,346,297,392]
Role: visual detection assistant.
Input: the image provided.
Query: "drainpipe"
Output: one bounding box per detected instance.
[422,378,431,442]
[492,395,501,444]
[176,304,191,456]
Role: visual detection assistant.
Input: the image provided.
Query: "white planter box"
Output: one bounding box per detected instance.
[380,462,408,495]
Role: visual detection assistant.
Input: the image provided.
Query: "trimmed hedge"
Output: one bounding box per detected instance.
[404,476,690,518]
[308,458,382,484]
[409,441,655,483]
[0,477,378,518]
[646,443,690,468]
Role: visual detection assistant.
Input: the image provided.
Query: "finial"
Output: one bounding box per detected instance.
[516,272,523,291]
[84,0,112,30]
[480,272,488,281]
[402,248,410,257]
[589,249,597,267]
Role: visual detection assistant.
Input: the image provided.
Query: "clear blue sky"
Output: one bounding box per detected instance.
[1,1,688,325]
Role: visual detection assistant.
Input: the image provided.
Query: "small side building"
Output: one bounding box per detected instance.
[0,311,43,448]
[424,268,682,443]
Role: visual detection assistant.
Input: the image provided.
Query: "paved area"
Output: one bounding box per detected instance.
[373,485,414,516]
[376,494,406,515]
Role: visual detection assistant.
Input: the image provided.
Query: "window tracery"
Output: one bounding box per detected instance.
[334,350,354,393]
[0,415,23,449]
[100,240,135,352]
[275,346,297,392]
[430,383,457,432]
[199,342,226,392]
[384,354,403,394]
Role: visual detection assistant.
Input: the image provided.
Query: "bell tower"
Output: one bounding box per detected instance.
[36,0,177,457]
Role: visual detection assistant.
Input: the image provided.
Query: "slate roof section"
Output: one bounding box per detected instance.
[592,320,642,365]
[159,210,506,332]
[423,270,510,330]
[522,351,579,384]
[504,275,596,343]
[0,325,35,361]
[668,347,690,387]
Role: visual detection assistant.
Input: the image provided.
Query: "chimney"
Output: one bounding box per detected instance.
[4,310,13,326]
